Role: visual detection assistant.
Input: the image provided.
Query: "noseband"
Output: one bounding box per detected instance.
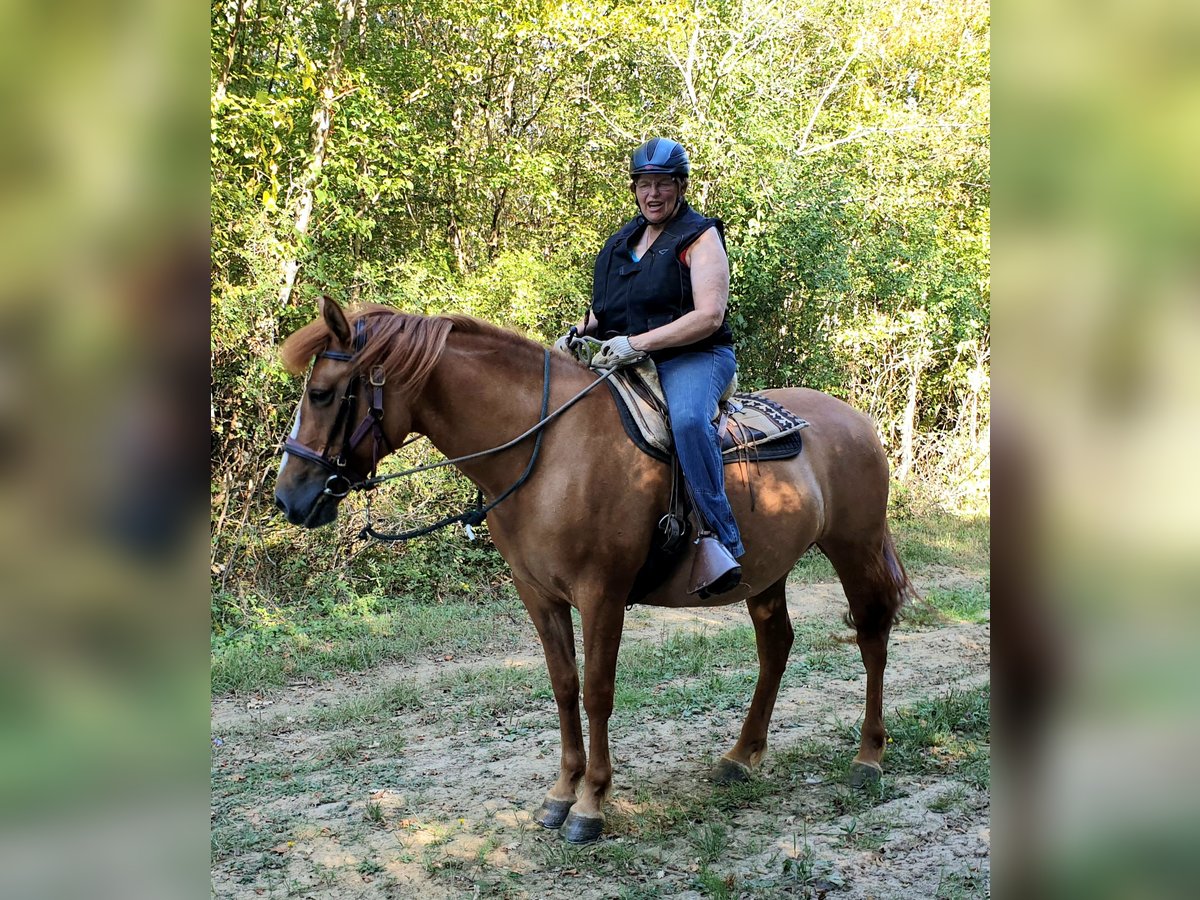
[282,319,393,497]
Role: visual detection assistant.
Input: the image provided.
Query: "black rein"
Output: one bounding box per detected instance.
[358,350,552,542]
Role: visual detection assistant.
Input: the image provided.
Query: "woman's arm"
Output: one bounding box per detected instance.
[627,227,729,353]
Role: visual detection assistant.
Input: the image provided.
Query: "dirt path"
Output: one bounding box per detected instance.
[212,574,990,899]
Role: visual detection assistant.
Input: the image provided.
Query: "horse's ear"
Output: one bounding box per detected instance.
[320,295,352,346]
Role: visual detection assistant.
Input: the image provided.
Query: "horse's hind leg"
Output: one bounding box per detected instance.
[818,530,908,785]
[514,579,585,829]
[714,575,794,784]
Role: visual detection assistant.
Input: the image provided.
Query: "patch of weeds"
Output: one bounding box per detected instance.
[312,679,425,728]
[356,858,383,876]
[828,777,899,816]
[929,584,990,623]
[777,828,844,896]
[210,821,277,861]
[695,865,735,899]
[929,784,972,814]
[839,813,892,851]
[480,871,526,899]
[887,685,990,784]
[381,732,407,756]
[899,598,949,629]
[311,862,338,887]
[537,839,588,870]
[595,840,639,867]
[792,622,844,653]
[327,736,362,762]
[618,884,665,900]
[474,836,499,867]
[779,830,815,888]
[432,664,551,719]
[690,823,732,863]
[612,629,760,721]
[795,649,859,681]
[766,739,847,789]
[648,671,758,719]
[621,627,760,682]
[711,777,774,812]
[935,866,989,899]
[364,801,385,825]
[423,847,468,876]
[212,588,524,696]
[890,507,990,572]
[901,583,990,629]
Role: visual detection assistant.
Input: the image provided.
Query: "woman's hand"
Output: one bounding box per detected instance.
[592,335,647,370]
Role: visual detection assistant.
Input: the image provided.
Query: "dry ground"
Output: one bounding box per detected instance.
[211,571,989,899]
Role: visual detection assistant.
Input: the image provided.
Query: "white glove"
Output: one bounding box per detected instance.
[591,335,647,370]
[552,332,574,355]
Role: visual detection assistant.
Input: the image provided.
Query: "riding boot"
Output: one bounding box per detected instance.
[688,534,742,598]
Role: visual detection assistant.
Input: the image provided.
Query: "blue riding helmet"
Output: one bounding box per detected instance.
[630,138,690,178]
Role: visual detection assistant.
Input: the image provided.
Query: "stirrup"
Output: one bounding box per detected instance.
[688,535,741,597]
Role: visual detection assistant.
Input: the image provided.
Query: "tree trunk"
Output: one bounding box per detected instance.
[277,0,358,309]
[214,0,246,103]
[895,347,928,483]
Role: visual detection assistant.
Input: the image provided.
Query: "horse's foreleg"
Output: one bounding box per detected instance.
[516,581,585,829]
[714,576,794,784]
[560,597,625,844]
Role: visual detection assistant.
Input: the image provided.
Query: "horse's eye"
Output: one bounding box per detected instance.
[308,387,334,405]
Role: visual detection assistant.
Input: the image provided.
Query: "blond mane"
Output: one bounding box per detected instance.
[280,304,540,396]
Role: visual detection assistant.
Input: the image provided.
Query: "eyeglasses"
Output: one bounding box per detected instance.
[633,177,678,194]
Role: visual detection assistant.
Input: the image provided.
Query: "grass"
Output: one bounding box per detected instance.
[789,501,989,588]
[212,492,987,697]
[212,597,525,694]
[430,662,553,721]
[886,685,991,787]
[211,495,989,895]
[928,784,972,814]
[311,678,425,727]
[902,582,990,628]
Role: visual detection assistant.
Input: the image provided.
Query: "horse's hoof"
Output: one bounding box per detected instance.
[711,757,752,785]
[850,761,883,787]
[535,798,575,829]
[561,811,604,844]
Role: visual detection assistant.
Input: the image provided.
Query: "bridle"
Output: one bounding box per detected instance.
[281,319,393,499]
[279,315,624,543]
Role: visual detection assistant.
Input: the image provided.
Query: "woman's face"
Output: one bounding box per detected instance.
[632,175,683,224]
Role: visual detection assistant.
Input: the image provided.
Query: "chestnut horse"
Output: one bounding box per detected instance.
[274,296,915,843]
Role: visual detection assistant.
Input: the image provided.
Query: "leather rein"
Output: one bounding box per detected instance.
[283,324,619,542]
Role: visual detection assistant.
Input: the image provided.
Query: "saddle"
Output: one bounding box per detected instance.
[600,359,809,606]
[605,359,809,464]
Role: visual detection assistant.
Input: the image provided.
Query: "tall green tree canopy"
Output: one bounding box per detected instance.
[212,0,989,510]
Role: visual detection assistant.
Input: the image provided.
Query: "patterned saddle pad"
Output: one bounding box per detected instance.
[604,360,808,464]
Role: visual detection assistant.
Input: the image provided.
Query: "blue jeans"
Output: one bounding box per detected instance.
[656,346,744,559]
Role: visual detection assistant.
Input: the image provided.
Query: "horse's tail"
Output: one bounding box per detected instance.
[882,524,919,610]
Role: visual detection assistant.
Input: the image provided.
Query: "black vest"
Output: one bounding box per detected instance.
[591,200,734,357]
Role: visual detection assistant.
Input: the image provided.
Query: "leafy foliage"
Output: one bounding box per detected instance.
[211,0,989,601]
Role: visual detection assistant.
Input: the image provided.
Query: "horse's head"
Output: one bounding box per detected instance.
[274,296,415,527]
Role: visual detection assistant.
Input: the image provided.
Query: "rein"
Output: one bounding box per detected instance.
[361,350,552,542]
[288,328,621,542]
[360,352,623,542]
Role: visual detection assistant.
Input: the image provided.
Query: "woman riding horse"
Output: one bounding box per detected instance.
[276,247,915,844]
[557,138,743,596]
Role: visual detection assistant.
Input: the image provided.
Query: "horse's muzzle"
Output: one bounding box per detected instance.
[275,487,338,528]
